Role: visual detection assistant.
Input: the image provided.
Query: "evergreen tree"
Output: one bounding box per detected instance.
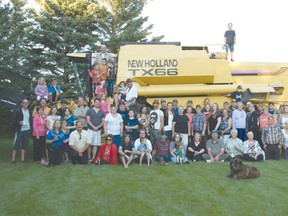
[97,0,164,53]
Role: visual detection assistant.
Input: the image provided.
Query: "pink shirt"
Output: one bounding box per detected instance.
[95,85,105,98]
[99,101,109,116]
[32,114,47,136]
[259,113,271,132]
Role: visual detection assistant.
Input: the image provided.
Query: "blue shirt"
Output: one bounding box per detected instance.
[48,84,61,95]
[46,130,66,147]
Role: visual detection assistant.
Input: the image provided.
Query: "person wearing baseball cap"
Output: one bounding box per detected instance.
[125,78,138,109]
[231,85,243,102]
[150,99,164,147]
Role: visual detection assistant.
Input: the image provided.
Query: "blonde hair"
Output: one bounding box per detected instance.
[38,77,46,85]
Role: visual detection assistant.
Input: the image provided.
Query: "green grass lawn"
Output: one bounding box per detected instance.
[0,137,287,216]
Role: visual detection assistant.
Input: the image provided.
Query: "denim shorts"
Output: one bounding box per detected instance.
[226,44,234,52]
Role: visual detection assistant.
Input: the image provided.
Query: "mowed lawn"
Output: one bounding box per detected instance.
[0,137,287,216]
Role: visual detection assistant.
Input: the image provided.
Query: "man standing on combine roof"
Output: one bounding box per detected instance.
[224,22,236,62]
[95,45,113,65]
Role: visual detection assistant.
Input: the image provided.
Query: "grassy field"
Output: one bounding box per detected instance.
[0,137,287,216]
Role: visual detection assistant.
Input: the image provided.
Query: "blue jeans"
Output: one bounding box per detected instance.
[165,130,172,141]
[107,80,114,97]
[155,155,170,162]
[113,135,121,148]
[171,157,189,164]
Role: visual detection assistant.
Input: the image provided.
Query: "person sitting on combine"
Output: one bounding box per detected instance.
[48,78,61,104]
[224,22,236,62]
[89,64,101,97]
[231,85,243,102]
[125,78,138,109]
[136,137,151,166]
[100,58,108,81]
[95,80,106,99]
[114,81,126,108]
[171,142,183,164]
[35,77,48,102]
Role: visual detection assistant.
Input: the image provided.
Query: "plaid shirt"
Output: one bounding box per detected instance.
[192,113,206,132]
[261,124,284,145]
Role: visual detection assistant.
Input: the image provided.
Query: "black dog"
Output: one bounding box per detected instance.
[228,159,260,179]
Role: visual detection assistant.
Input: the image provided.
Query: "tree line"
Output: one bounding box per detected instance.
[0,0,163,98]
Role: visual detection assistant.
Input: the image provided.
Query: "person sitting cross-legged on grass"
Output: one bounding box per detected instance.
[118,134,136,168]
[92,134,118,166]
[69,121,91,165]
[169,133,189,164]
[202,130,229,163]
[46,120,69,167]
[153,132,171,163]
[134,129,153,165]
[186,132,205,162]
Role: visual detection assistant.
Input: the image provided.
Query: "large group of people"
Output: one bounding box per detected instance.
[10,45,288,168]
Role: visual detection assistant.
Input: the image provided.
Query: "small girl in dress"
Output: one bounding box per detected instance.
[137,137,151,166]
[35,77,48,102]
[99,93,110,116]
[95,80,106,99]
[172,142,183,164]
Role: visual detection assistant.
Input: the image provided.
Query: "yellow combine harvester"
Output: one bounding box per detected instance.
[67,42,288,106]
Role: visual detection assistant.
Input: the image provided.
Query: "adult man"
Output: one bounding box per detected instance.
[224,22,236,62]
[86,98,105,161]
[219,101,232,118]
[69,121,91,164]
[172,99,179,115]
[202,130,228,162]
[160,99,167,113]
[95,45,113,65]
[261,116,284,160]
[73,97,89,129]
[153,132,170,163]
[192,105,206,137]
[125,78,138,108]
[134,129,153,164]
[11,98,32,163]
[150,99,164,147]
[184,99,196,114]
[229,99,238,113]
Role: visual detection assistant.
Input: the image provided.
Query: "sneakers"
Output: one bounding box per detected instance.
[231,59,234,62]
[220,160,225,163]
[11,160,16,164]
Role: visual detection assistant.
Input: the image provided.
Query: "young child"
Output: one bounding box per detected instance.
[100,58,109,81]
[89,64,101,96]
[99,93,110,117]
[114,81,126,107]
[35,77,48,102]
[48,78,61,103]
[95,80,106,99]
[137,137,151,166]
[172,142,183,164]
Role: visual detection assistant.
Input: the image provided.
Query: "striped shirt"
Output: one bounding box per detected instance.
[261,124,284,145]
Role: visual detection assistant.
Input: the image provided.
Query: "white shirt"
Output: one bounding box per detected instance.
[134,138,152,159]
[164,113,173,131]
[69,129,91,151]
[150,109,164,130]
[125,85,138,103]
[282,129,288,147]
[232,109,246,129]
[21,108,30,131]
[105,113,123,135]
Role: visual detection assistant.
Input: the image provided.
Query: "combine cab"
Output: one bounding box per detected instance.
[67,42,288,106]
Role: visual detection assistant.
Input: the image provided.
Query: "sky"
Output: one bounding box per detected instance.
[4,0,288,63]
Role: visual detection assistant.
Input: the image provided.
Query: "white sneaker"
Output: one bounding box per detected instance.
[206,160,211,163]
[220,160,225,163]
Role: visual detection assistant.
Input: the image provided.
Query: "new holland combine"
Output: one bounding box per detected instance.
[67,42,288,107]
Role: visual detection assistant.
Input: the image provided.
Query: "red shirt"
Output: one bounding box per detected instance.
[90,69,101,84]
[95,143,117,165]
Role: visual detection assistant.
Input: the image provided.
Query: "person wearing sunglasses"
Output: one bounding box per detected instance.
[92,134,117,165]
[69,121,91,165]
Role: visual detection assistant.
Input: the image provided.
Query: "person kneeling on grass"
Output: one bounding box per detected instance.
[69,121,91,165]
[202,130,229,163]
[46,120,69,168]
[118,134,136,168]
[92,134,117,166]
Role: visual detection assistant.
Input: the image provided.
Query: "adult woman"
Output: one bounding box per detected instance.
[186,133,205,162]
[163,102,174,141]
[61,108,77,133]
[46,106,61,132]
[46,120,68,167]
[242,131,265,161]
[124,109,139,142]
[119,134,135,168]
[137,106,150,136]
[219,109,232,145]
[281,120,288,159]
[208,103,221,136]
[172,105,190,156]
[93,134,117,165]
[232,102,246,141]
[259,107,271,148]
[32,106,47,162]
[246,103,260,142]
[169,133,189,164]
[104,105,123,148]
[279,105,288,129]
[225,129,243,160]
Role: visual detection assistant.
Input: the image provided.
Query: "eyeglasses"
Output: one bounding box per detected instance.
[79,135,81,140]
[106,138,113,141]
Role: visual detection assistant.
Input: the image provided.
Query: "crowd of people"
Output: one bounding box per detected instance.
[10,45,288,168]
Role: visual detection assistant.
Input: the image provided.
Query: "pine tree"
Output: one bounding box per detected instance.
[97,0,164,53]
